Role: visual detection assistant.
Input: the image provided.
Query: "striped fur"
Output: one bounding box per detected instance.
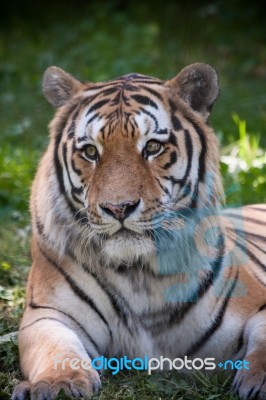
[13,64,266,400]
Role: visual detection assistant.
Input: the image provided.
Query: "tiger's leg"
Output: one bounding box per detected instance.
[233,306,266,400]
[12,310,101,400]
[12,238,112,399]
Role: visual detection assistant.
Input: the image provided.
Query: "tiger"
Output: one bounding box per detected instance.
[12,63,266,400]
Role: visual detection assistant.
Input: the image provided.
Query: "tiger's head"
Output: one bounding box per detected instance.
[40,63,223,267]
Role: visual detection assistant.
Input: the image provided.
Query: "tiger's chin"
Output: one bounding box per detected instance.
[100,229,155,267]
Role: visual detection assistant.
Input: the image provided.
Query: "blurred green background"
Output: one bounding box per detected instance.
[0,0,265,398]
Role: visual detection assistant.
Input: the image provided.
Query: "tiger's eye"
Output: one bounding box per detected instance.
[145,140,162,156]
[84,145,98,160]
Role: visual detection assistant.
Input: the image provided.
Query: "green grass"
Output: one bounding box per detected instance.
[0,368,238,400]
[221,114,266,205]
[0,0,265,398]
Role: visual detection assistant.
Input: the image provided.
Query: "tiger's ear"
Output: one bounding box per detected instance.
[168,63,219,120]
[43,66,83,107]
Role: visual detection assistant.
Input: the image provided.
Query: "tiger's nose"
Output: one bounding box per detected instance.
[99,199,140,221]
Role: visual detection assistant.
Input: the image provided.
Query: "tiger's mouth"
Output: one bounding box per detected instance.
[112,226,145,238]
[100,226,154,241]
[97,226,155,265]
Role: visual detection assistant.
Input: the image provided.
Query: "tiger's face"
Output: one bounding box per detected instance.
[43,64,222,265]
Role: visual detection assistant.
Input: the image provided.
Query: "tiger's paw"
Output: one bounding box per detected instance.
[12,371,101,400]
[232,355,266,400]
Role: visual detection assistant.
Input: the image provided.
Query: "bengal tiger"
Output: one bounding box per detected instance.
[12,63,266,400]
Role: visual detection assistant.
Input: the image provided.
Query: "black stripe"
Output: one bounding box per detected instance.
[124,84,140,92]
[54,155,78,216]
[252,272,266,287]
[174,130,193,187]
[168,131,177,146]
[225,212,266,226]
[183,130,193,180]
[53,103,78,143]
[85,99,109,116]
[251,272,266,287]
[100,87,119,96]
[225,229,266,287]
[86,112,100,126]
[214,264,235,301]
[162,175,183,185]
[84,82,121,92]
[86,270,136,335]
[235,329,244,354]
[62,142,84,202]
[53,105,81,217]
[245,236,266,255]
[258,303,266,312]
[33,203,49,241]
[172,115,182,131]
[131,94,158,109]
[246,377,266,400]
[71,142,82,176]
[139,85,163,101]
[124,113,136,138]
[132,79,163,85]
[186,116,206,182]
[228,227,266,243]
[169,100,183,132]
[155,177,171,197]
[122,92,131,107]
[163,151,177,169]
[35,215,45,237]
[174,182,192,203]
[53,112,73,197]
[228,229,266,273]
[77,135,89,144]
[21,317,68,331]
[110,91,122,106]
[78,92,108,111]
[188,182,199,209]
[67,121,76,138]
[39,246,112,337]
[248,206,266,213]
[139,107,159,130]
[247,387,260,399]
[29,302,101,355]
[186,270,239,356]
[156,129,168,135]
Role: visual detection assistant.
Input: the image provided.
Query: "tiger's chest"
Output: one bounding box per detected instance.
[104,268,243,362]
